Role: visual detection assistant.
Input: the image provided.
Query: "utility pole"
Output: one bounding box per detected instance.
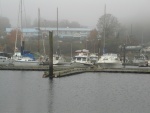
[141,30,143,45]
[103,4,106,54]
[131,24,132,37]
[71,41,72,59]
[57,7,58,39]
[98,38,101,56]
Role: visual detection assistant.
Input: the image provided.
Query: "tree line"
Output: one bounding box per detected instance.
[1,14,150,57]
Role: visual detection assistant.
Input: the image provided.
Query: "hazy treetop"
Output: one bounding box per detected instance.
[0,0,150,28]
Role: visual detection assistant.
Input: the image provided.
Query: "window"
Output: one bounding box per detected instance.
[82,57,86,61]
[77,57,81,61]
[56,57,59,60]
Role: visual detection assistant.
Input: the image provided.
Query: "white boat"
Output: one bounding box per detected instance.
[40,54,66,65]
[71,49,93,66]
[97,53,122,68]
[132,54,148,66]
[53,54,66,65]
[89,53,99,64]
[12,52,40,66]
[0,52,13,66]
[13,57,39,66]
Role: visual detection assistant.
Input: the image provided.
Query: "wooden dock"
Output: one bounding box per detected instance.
[0,65,77,71]
[1,65,150,78]
[43,66,150,78]
[0,65,49,71]
[93,68,150,74]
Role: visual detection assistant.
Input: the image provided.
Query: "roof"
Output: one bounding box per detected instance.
[40,27,92,31]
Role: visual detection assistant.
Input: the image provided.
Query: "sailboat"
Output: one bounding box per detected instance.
[97,5,122,68]
[40,8,66,65]
[53,8,66,65]
[12,0,40,66]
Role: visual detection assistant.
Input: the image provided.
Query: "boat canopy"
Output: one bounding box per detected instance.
[23,53,35,60]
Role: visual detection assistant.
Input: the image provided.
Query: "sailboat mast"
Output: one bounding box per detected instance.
[20,0,23,47]
[42,20,46,56]
[20,0,25,55]
[38,8,40,53]
[103,4,106,54]
[141,29,143,45]
[57,7,59,48]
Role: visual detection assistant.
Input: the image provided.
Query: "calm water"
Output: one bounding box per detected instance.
[0,71,150,113]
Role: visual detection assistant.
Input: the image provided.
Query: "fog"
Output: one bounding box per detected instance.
[1,0,150,28]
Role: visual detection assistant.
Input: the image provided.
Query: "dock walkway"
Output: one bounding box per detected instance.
[0,65,150,77]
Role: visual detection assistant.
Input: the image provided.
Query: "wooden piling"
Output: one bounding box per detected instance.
[49,31,53,78]
[123,44,126,68]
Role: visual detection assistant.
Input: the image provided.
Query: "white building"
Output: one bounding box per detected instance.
[6,27,92,39]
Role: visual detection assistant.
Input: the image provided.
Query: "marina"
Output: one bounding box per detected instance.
[1,0,150,112]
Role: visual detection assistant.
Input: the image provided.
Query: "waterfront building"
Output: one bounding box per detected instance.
[6,27,92,39]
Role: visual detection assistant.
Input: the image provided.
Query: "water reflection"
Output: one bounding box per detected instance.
[1,71,150,113]
[48,79,54,113]
[0,71,51,113]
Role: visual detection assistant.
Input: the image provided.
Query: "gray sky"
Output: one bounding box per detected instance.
[1,0,150,28]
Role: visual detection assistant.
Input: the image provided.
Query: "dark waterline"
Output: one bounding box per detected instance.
[0,71,150,113]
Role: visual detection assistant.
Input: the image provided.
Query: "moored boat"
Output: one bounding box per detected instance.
[0,52,13,66]
[12,52,40,66]
[97,53,122,68]
[71,49,93,66]
[41,54,66,65]
[89,53,98,64]
[132,54,148,67]
[13,57,39,66]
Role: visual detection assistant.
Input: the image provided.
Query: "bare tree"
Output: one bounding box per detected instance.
[32,18,81,28]
[97,14,120,38]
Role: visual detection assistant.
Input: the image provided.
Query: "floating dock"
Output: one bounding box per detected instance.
[0,65,75,71]
[0,65,49,71]
[0,65,150,78]
[43,66,150,78]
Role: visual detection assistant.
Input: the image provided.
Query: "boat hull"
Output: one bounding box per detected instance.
[97,53,122,68]
[41,61,67,65]
[98,62,123,68]
[13,61,39,66]
[0,61,13,66]
[53,60,65,65]
[0,59,13,66]
[71,62,93,67]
